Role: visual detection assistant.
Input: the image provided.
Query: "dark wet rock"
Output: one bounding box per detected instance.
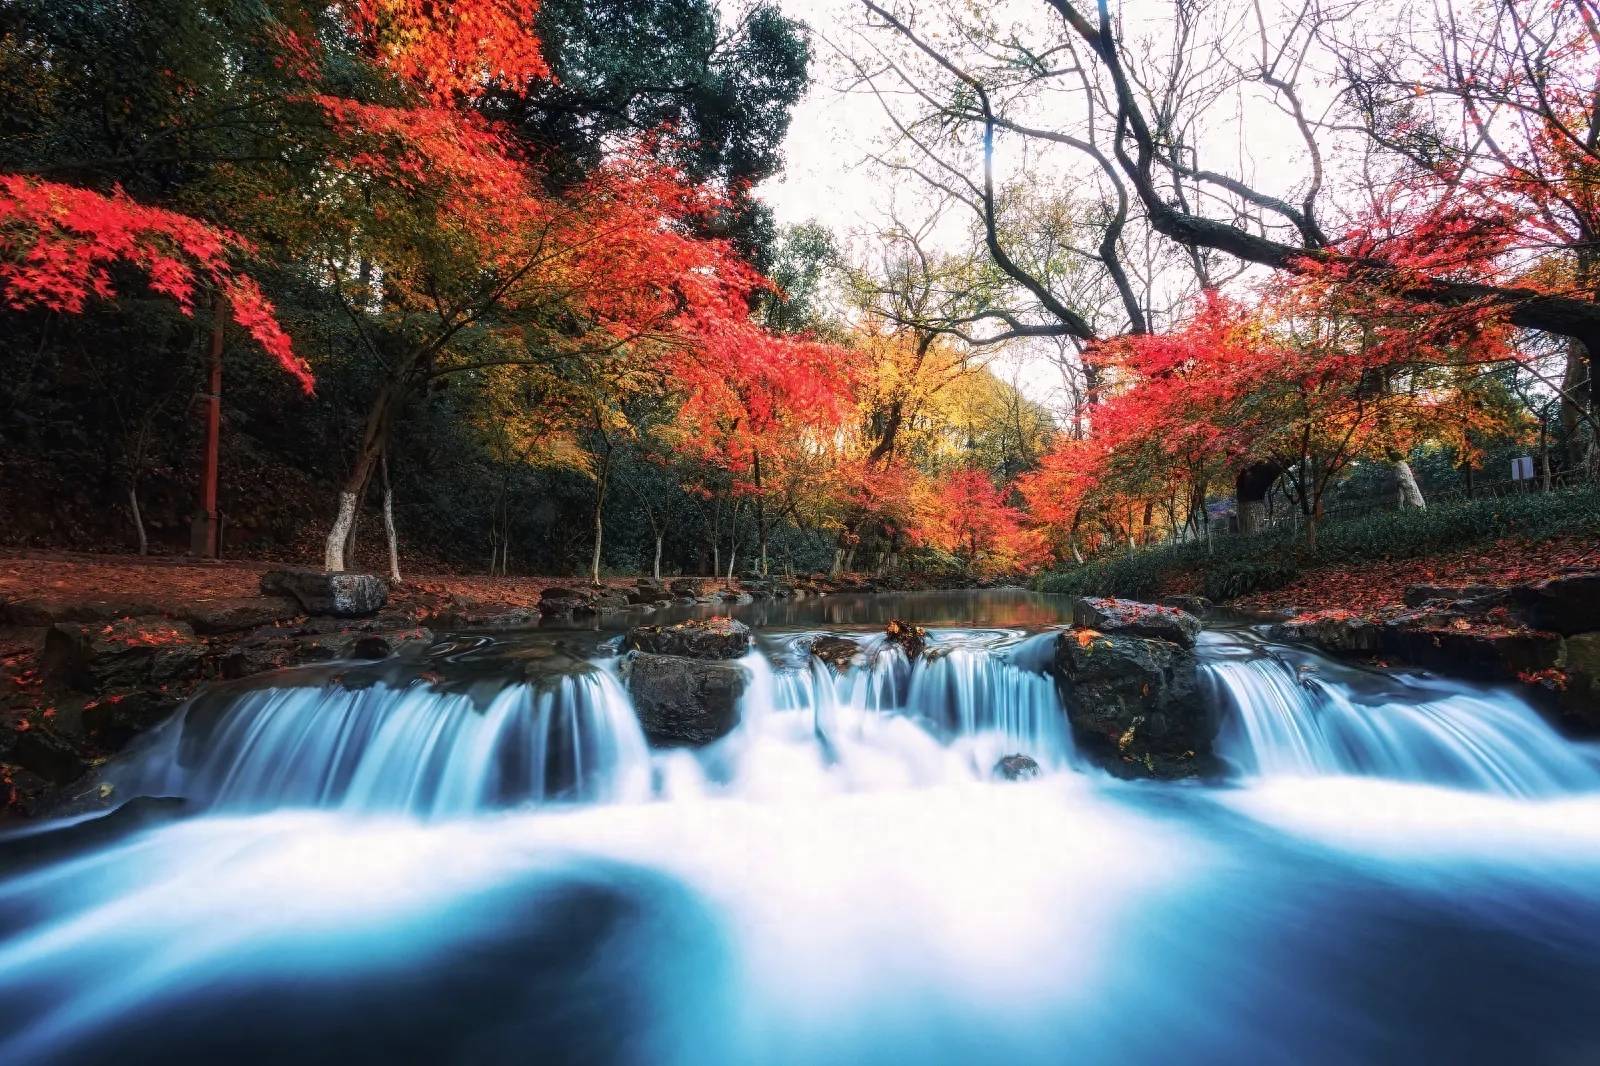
[1053,629,1213,780]
[1072,597,1200,649]
[218,626,433,680]
[436,605,539,630]
[809,635,861,672]
[1559,632,1600,728]
[260,569,387,617]
[669,578,703,597]
[885,619,928,659]
[2,723,89,785]
[176,595,302,635]
[82,689,185,751]
[572,591,630,615]
[1520,572,1600,636]
[1269,616,1385,655]
[42,617,206,694]
[1382,624,1562,681]
[623,617,751,660]
[624,652,747,746]
[1159,594,1212,615]
[993,753,1040,781]
[0,796,188,865]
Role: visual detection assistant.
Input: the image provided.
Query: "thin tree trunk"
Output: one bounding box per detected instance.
[1394,459,1426,510]
[326,382,401,572]
[129,483,148,557]
[381,449,401,585]
[591,455,610,585]
[653,531,663,580]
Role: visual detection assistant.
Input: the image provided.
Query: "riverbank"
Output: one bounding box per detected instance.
[0,552,985,815]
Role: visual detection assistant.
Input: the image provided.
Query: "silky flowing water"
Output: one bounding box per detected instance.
[3,590,1599,1064]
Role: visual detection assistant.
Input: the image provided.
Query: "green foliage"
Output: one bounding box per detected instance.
[1036,488,1600,602]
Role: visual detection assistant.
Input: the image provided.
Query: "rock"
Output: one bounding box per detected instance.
[1520,572,1600,636]
[176,596,301,635]
[1402,583,1504,608]
[0,597,166,626]
[82,690,185,751]
[1382,624,1562,681]
[809,635,861,671]
[993,753,1040,781]
[0,797,187,867]
[436,606,540,629]
[2,724,89,785]
[885,619,928,659]
[1269,615,1385,655]
[260,569,387,617]
[624,652,747,746]
[1159,594,1212,615]
[1559,632,1600,729]
[1072,597,1200,648]
[42,617,206,694]
[1053,629,1213,780]
[219,626,433,680]
[669,578,702,597]
[623,617,752,660]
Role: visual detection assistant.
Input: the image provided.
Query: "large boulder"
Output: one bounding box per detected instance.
[260,569,387,617]
[1053,628,1213,779]
[1519,573,1600,636]
[42,617,206,694]
[623,617,751,660]
[1381,623,1562,681]
[176,595,302,635]
[1072,597,1200,648]
[1268,615,1385,655]
[624,652,747,746]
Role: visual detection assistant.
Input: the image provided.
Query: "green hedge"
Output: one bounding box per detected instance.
[1035,488,1600,602]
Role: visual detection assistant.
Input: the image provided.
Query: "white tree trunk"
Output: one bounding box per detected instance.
[382,479,401,585]
[325,490,357,572]
[1394,460,1426,509]
[129,484,148,556]
[653,532,663,580]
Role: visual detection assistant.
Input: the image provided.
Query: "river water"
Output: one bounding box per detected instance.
[3,590,1599,1064]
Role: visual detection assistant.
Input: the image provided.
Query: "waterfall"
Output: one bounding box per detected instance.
[109,666,651,816]
[1203,642,1600,796]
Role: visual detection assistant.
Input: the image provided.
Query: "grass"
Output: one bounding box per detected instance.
[1035,487,1600,602]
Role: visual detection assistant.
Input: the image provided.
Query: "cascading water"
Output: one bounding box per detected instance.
[4,592,1600,1065]
[1202,632,1600,795]
[107,665,652,816]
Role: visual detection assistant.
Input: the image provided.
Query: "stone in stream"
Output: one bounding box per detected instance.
[809,635,861,672]
[624,652,747,746]
[1052,619,1214,781]
[993,753,1040,781]
[260,569,387,617]
[1519,572,1600,636]
[885,619,928,660]
[622,617,752,660]
[1072,596,1201,648]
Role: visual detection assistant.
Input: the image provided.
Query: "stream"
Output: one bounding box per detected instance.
[2,589,1599,1064]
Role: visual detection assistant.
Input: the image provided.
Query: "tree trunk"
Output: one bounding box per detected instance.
[591,455,610,585]
[129,483,148,556]
[1393,459,1426,510]
[190,295,225,558]
[1235,462,1280,535]
[653,531,663,581]
[753,449,769,577]
[325,382,402,572]
[381,449,401,585]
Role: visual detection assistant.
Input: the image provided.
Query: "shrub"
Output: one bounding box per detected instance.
[1035,487,1600,603]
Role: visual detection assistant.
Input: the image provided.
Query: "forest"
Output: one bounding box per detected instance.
[2,0,1593,593]
[6,4,1600,1063]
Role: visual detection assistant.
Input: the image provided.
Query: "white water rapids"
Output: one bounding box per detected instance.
[2,595,1599,1064]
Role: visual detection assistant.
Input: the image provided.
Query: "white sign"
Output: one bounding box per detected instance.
[1511,456,1535,481]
